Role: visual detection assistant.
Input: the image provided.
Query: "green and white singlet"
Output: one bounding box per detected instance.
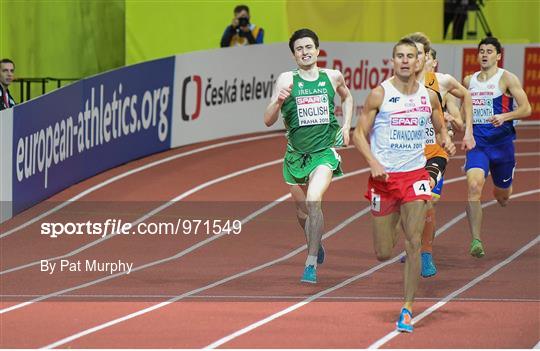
[280,69,344,185]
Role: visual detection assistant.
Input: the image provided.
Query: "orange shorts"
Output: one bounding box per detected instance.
[424,143,448,160]
[364,168,431,216]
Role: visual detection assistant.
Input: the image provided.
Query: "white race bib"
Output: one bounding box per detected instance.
[424,117,436,145]
[388,112,426,151]
[472,98,494,124]
[296,94,330,126]
[370,191,381,212]
[413,180,431,196]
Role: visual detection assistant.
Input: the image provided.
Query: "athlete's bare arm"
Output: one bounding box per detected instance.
[328,69,354,145]
[440,73,475,150]
[353,86,387,181]
[444,94,464,132]
[264,72,293,127]
[429,89,456,156]
[488,71,532,127]
[462,75,472,89]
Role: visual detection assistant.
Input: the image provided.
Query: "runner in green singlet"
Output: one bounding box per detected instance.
[264,28,353,284]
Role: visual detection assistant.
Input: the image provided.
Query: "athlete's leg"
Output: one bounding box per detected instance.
[421,157,446,276]
[300,166,333,283]
[423,194,440,252]
[305,165,333,258]
[291,183,326,265]
[373,212,401,261]
[493,185,512,207]
[400,200,427,312]
[466,168,485,241]
[466,168,486,257]
[422,157,446,254]
[421,197,439,253]
[290,184,308,231]
[465,147,490,257]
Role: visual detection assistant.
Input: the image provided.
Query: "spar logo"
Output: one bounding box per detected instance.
[181,75,202,121]
[391,117,419,126]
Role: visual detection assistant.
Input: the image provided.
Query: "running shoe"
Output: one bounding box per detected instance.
[421,252,437,277]
[301,265,317,284]
[396,308,414,333]
[317,244,325,265]
[470,239,485,258]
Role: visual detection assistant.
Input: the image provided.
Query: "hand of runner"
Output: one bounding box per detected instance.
[487,114,505,127]
[369,160,388,182]
[442,136,456,156]
[277,84,293,104]
[461,131,476,151]
[341,126,350,146]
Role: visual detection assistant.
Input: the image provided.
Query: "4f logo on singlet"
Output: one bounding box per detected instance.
[296,94,330,126]
[389,97,400,103]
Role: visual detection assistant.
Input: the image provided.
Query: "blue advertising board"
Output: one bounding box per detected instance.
[11,56,175,214]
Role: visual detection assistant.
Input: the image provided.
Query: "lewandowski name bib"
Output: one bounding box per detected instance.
[388,107,428,151]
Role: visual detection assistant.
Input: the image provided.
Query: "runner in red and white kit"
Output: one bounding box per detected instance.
[353,38,455,333]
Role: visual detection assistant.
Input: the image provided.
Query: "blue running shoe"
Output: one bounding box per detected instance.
[421,252,437,278]
[396,308,413,333]
[301,265,317,284]
[317,244,325,265]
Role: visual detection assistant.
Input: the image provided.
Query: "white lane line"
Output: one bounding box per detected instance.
[534,340,540,349]
[41,207,372,349]
[368,235,540,349]
[3,294,537,303]
[515,167,540,172]
[1,158,283,275]
[0,133,283,238]
[0,166,371,314]
[203,188,540,349]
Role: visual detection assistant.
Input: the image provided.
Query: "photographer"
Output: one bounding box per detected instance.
[220,5,264,47]
[0,58,16,110]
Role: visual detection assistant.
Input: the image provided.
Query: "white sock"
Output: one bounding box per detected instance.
[305,255,317,267]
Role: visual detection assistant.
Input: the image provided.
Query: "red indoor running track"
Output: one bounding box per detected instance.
[0,126,539,348]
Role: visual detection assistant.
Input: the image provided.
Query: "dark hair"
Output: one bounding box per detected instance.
[430,48,437,60]
[478,37,502,53]
[392,38,418,57]
[0,58,14,68]
[288,28,319,53]
[404,32,431,56]
[234,5,249,14]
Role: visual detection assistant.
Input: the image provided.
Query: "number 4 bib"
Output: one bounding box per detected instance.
[413,180,431,196]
